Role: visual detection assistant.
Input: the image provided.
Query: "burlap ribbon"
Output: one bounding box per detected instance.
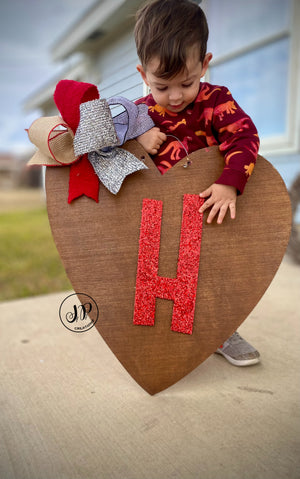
[27,116,78,167]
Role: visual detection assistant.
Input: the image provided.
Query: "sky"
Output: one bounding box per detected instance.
[0,0,96,156]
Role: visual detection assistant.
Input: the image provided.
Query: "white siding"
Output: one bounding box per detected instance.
[95,29,143,112]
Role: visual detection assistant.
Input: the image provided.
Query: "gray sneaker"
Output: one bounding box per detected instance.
[215,332,260,366]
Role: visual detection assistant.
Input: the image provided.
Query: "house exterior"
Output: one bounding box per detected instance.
[0,153,41,188]
[0,154,19,189]
[24,0,300,193]
[24,0,146,115]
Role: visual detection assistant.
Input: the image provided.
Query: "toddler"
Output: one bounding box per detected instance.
[134,0,260,366]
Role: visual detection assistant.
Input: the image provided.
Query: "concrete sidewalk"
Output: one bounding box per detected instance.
[0,256,299,479]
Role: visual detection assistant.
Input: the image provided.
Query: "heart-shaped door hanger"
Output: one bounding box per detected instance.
[46,141,291,394]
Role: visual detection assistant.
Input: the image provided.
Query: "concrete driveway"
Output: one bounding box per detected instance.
[0,256,299,479]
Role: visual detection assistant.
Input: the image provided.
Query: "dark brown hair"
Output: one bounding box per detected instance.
[134,0,209,79]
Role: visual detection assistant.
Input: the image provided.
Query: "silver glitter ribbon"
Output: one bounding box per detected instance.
[89,148,147,195]
[74,99,118,156]
[73,96,154,195]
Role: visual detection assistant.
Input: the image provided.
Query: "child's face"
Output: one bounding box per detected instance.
[137,47,212,114]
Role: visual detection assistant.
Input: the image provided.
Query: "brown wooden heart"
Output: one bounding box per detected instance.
[46,143,291,394]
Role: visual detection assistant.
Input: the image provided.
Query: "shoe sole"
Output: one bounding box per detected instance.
[215,350,260,367]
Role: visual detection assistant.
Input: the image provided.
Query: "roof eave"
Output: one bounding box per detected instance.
[51,0,140,62]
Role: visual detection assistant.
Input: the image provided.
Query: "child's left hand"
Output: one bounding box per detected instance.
[199,184,237,224]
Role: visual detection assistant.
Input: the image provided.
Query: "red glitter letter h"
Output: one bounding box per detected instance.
[133,194,204,334]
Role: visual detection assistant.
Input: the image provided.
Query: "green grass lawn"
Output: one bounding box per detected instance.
[0,207,72,301]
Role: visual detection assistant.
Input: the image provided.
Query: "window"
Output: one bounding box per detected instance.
[202,0,300,156]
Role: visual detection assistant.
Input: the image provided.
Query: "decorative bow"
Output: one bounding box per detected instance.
[27,80,154,202]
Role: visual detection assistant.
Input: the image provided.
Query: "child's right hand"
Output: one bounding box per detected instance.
[136,127,167,155]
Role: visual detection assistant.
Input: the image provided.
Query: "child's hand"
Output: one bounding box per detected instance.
[136,127,167,155]
[199,184,237,224]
